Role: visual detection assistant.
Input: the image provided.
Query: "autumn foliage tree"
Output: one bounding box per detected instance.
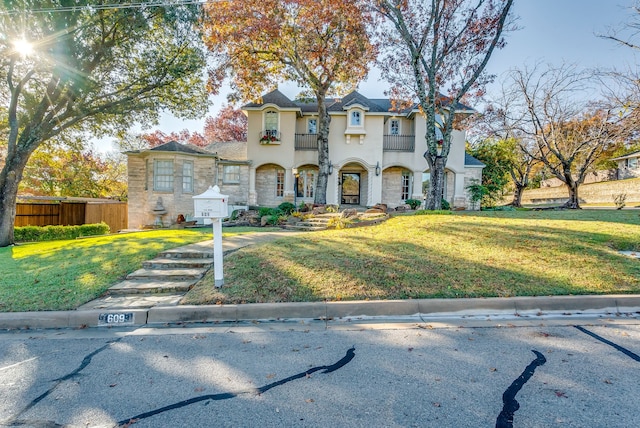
[507,65,624,209]
[202,0,376,204]
[0,1,209,246]
[375,0,514,209]
[204,105,247,142]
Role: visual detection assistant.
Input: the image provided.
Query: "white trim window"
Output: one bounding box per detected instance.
[153,160,174,191]
[276,168,285,197]
[296,169,316,198]
[350,110,361,126]
[264,110,279,137]
[223,165,240,184]
[627,158,638,169]
[308,118,317,134]
[401,171,412,200]
[390,119,400,135]
[182,161,193,193]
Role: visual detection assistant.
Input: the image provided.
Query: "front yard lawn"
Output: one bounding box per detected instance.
[183,209,640,305]
[0,227,265,312]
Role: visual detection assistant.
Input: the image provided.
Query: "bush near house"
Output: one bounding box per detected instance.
[14,223,111,243]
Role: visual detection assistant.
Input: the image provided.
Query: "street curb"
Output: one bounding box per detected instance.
[1,295,639,330]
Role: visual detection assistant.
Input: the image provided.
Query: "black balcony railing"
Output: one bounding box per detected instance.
[295,133,319,150]
[383,134,415,152]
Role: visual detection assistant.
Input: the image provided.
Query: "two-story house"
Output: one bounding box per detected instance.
[243,89,483,209]
[126,90,483,229]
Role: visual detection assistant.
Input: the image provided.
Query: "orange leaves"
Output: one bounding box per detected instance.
[201,0,376,100]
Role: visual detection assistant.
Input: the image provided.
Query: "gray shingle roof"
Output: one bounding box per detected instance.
[150,141,212,155]
[465,153,485,167]
[243,89,300,109]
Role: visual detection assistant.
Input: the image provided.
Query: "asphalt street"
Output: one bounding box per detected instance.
[1,316,639,427]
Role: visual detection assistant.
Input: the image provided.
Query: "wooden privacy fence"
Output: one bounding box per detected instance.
[15,199,127,233]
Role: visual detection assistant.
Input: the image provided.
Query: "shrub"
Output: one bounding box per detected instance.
[327,216,353,229]
[14,223,110,242]
[277,202,296,215]
[440,199,451,210]
[613,193,627,210]
[258,207,277,217]
[405,199,422,210]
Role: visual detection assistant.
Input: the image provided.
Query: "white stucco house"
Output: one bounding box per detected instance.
[126,90,484,228]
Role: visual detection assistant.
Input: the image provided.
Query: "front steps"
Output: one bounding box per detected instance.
[78,247,213,310]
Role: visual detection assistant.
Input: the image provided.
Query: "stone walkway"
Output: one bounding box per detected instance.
[77,230,302,311]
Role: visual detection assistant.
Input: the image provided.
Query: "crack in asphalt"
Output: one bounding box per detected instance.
[495,350,547,428]
[2,339,121,427]
[116,346,356,427]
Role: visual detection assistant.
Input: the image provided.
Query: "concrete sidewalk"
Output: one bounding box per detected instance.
[2,294,640,331]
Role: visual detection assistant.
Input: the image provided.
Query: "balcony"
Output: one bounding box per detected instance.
[383,135,415,152]
[295,133,318,150]
[259,130,281,145]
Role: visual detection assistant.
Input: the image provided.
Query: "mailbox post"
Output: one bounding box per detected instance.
[193,185,229,287]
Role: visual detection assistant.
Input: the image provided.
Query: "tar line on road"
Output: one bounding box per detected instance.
[3,338,122,427]
[574,325,640,362]
[116,347,356,427]
[495,350,547,428]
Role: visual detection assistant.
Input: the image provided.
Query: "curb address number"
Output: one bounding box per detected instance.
[98,312,134,326]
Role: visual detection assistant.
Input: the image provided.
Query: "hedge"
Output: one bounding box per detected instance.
[14,223,111,243]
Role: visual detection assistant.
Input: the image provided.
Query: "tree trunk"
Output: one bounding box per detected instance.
[563,181,581,209]
[425,156,446,210]
[314,94,330,205]
[0,153,30,247]
[511,184,524,208]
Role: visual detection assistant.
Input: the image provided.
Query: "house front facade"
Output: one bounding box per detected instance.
[244,90,483,209]
[612,150,640,180]
[126,90,484,229]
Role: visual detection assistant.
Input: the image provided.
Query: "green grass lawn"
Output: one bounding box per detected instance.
[183,209,640,305]
[0,227,266,312]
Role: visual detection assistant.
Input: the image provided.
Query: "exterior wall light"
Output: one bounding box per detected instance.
[375,161,381,176]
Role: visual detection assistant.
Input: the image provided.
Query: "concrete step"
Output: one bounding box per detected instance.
[142,258,213,269]
[126,267,208,281]
[77,293,185,310]
[159,249,214,259]
[108,279,198,294]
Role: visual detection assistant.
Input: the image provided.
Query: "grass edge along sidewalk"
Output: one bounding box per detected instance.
[1,210,639,312]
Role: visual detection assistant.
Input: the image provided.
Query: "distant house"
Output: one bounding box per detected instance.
[612,150,640,180]
[125,90,485,228]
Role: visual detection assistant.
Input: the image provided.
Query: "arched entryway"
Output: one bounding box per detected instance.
[338,162,369,206]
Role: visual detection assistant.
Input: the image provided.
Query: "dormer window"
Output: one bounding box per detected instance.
[350,111,361,126]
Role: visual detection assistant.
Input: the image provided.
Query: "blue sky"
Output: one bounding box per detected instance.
[102,0,639,151]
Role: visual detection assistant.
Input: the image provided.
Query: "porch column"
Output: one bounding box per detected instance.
[452,171,467,209]
[285,167,296,203]
[248,166,257,205]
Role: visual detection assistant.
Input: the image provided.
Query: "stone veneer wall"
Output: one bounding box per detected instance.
[462,167,483,209]
[517,177,640,206]
[381,167,406,207]
[127,153,216,228]
[255,164,285,207]
[215,164,250,206]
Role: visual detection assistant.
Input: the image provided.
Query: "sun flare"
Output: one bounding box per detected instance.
[12,38,34,56]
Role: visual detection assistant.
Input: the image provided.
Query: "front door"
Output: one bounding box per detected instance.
[341,173,360,205]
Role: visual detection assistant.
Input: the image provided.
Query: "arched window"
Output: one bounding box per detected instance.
[264,110,279,137]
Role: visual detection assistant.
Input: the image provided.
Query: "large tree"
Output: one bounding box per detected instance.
[0,0,210,246]
[507,65,624,209]
[202,0,377,204]
[375,0,514,209]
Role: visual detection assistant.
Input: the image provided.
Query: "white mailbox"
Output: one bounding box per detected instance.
[193,185,229,219]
